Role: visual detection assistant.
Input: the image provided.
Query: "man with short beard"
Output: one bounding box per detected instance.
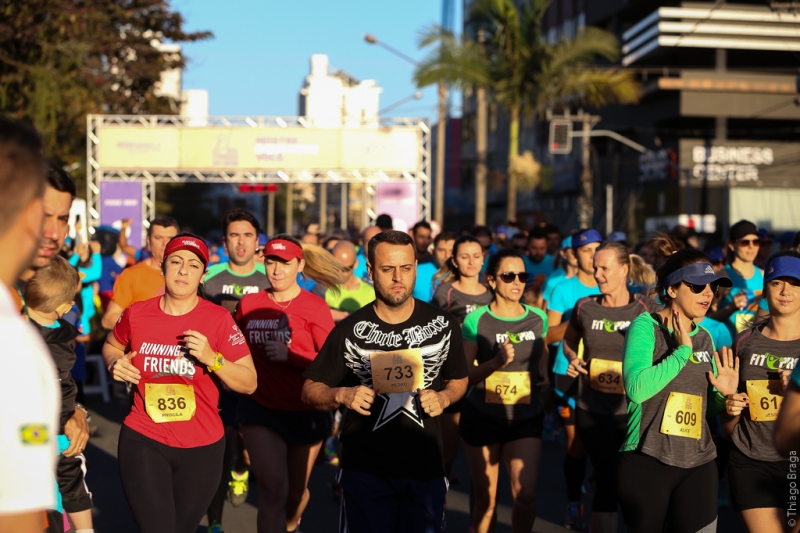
[302,230,468,533]
[203,208,270,532]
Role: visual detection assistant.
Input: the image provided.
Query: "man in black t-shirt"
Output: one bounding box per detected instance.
[302,230,468,533]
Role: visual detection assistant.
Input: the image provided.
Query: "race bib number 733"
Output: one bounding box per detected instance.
[370,349,424,394]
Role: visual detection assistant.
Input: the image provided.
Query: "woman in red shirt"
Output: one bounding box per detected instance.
[235,234,340,533]
[102,234,257,533]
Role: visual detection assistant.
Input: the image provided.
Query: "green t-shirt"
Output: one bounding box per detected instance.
[204,262,269,313]
[313,279,375,314]
[620,313,725,468]
[462,304,549,421]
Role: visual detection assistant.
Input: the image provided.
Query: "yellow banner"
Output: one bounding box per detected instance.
[97,126,419,171]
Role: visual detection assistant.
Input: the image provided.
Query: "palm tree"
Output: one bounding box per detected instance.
[415,0,640,223]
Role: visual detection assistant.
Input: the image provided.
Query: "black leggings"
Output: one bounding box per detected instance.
[575,408,627,512]
[118,425,225,533]
[618,451,718,533]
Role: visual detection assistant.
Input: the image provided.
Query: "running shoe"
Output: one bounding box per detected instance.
[323,437,339,467]
[227,469,249,507]
[208,521,223,533]
[564,501,586,530]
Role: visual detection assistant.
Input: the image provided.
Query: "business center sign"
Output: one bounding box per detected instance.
[679,140,799,186]
[97,126,419,172]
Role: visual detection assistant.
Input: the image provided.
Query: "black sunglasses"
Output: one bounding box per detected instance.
[498,271,530,284]
[682,281,720,294]
[737,238,760,247]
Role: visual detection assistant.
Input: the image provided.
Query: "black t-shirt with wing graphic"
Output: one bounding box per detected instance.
[304,299,467,479]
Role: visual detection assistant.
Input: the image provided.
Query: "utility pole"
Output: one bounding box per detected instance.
[577,110,601,229]
[475,29,488,226]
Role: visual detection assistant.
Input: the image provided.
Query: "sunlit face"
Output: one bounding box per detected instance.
[368,243,416,307]
[148,224,179,264]
[433,239,455,269]
[265,256,304,293]
[730,233,760,263]
[225,220,258,267]
[414,227,432,255]
[594,249,628,296]
[667,278,715,320]
[164,250,205,298]
[452,242,484,279]
[576,243,600,275]
[527,238,547,263]
[31,186,72,269]
[764,277,800,317]
[488,257,526,303]
[561,248,578,268]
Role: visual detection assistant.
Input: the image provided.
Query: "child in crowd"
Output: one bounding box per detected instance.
[25,255,94,533]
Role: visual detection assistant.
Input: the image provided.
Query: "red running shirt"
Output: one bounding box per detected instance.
[113,296,250,448]
[236,289,334,411]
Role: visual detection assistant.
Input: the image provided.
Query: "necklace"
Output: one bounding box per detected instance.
[269,290,295,310]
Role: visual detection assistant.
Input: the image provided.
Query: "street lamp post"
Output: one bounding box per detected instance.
[364,34,447,228]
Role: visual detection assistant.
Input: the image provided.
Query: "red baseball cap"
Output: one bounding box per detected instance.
[164,234,210,267]
[264,239,303,262]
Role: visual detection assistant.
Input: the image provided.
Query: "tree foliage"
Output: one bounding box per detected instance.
[415,0,641,218]
[0,0,211,194]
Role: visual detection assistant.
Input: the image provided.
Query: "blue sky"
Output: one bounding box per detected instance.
[175,0,462,120]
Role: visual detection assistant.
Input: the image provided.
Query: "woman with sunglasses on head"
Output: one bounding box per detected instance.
[102,234,257,533]
[563,241,656,533]
[234,234,342,533]
[460,249,549,533]
[617,233,739,533]
[431,235,494,481]
[713,220,765,336]
[723,251,800,533]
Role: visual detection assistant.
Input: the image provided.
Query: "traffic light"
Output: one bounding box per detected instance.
[549,120,573,155]
[239,184,279,194]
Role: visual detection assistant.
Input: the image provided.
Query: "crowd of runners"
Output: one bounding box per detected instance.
[5,114,800,533]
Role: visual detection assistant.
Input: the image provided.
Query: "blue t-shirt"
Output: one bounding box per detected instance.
[413,262,439,302]
[353,250,371,285]
[548,276,601,375]
[720,265,764,336]
[699,316,733,351]
[99,255,124,293]
[543,268,567,305]
[523,254,554,292]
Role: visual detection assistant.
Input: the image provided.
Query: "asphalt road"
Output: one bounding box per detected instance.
[81,384,744,533]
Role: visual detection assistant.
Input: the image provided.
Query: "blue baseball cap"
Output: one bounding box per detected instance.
[258,233,269,247]
[706,246,725,263]
[572,229,604,250]
[764,256,800,283]
[664,262,733,288]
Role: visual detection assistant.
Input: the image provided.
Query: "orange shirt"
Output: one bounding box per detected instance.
[111,261,164,310]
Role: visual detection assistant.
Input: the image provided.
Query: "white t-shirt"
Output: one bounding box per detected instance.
[0,284,59,514]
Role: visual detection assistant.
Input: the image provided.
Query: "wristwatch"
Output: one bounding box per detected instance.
[207,353,225,373]
[74,403,88,415]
